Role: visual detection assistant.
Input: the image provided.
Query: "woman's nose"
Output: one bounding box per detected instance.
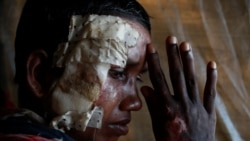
[119,78,142,111]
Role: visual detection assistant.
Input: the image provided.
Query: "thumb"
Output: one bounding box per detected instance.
[140,86,158,119]
[141,86,153,98]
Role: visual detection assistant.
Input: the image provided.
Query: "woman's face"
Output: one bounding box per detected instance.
[66,18,151,141]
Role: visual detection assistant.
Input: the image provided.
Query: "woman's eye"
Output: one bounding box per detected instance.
[109,69,127,81]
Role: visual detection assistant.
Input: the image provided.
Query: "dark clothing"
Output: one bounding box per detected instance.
[0,109,74,141]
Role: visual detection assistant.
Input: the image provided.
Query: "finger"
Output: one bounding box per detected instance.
[141,86,163,121]
[203,61,217,115]
[180,42,200,103]
[141,86,167,140]
[146,44,174,106]
[166,36,189,107]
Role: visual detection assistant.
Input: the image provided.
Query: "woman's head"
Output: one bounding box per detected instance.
[15,0,151,140]
[61,16,151,141]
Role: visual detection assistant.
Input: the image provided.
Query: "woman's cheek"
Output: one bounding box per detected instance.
[97,78,121,105]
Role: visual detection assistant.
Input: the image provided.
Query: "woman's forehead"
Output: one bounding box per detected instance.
[126,19,151,67]
[53,14,150,69]
[53,15,139,67]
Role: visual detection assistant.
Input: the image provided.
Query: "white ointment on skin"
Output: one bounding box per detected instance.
[50,14,140,131]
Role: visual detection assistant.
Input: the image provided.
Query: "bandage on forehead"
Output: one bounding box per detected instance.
[51,14,140,132]
[54,14,140,68]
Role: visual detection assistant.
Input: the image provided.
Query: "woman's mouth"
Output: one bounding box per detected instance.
[108,119,130,135]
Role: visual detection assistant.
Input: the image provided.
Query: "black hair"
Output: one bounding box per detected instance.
[15,0,151,84]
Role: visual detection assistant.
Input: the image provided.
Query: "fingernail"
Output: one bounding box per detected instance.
[147,44,156,53]
[181,42,191,51]
[209,61,217,69]
[167,36,177,44]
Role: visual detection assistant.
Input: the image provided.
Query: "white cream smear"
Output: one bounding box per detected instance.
[50,14,140,132]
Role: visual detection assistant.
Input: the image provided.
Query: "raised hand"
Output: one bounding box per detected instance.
[141,36,217,141]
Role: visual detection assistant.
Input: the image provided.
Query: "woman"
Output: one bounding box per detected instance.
[0,0,217,141]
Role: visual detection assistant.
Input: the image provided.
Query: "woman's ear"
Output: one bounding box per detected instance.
[26,49,48,98]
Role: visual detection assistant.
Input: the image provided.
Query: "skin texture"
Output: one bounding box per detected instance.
[141,36,217,141]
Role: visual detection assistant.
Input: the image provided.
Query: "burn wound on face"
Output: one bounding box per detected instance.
[50,14,140,131]
[58,63,100,101]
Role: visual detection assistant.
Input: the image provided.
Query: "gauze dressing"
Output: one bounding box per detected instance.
[50,14,140,132]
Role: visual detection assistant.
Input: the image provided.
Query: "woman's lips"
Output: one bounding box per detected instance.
[108,119,130,135]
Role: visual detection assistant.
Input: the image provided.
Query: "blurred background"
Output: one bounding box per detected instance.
[0,0,249,140]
